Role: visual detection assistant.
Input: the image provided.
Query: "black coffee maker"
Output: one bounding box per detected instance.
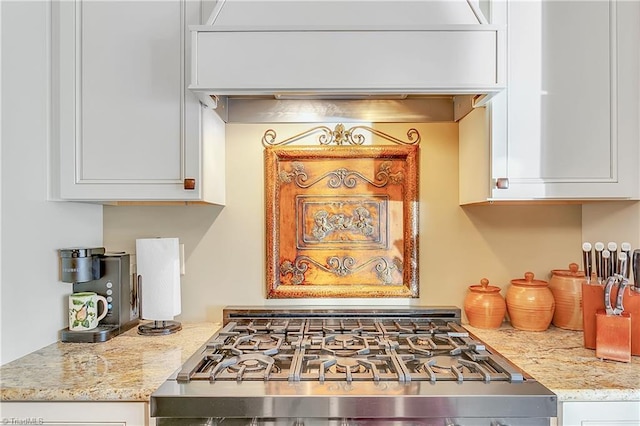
[59,247,139,342]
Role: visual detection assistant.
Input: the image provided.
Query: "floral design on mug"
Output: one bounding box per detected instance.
[69,292,108,331]
[70,298,96,329]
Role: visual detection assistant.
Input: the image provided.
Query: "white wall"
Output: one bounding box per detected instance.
[104,123,583,324]
[0,0,103,365]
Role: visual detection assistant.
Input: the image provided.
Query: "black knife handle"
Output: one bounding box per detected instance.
[621,242,632,278]
[618,252,627,282]
[582,242,592,281]
[608,242,618,275]
[594,242,604,283]
[602,249,611,281]
[633,249,640,291]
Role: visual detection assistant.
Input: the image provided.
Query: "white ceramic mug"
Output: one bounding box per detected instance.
[68,292,108,331]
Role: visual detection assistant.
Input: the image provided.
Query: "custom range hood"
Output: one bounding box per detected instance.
[190,0,505,123]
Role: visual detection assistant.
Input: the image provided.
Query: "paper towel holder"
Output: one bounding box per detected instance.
[138,320,181,335]
[135,237,182,336]
[137,274,182,335]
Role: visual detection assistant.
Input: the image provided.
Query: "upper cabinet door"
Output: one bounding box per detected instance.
[461,0,639,203]
[52,0,225,204]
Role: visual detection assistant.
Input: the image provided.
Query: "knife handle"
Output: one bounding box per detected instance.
[617,252,627,282]
[621,242,632,278]
[603,276,615,315]
[594,242,604,283]
[602,249,611,280]
[613,277,629,315]
[608,242,618,275]
[582,242,593,281]
[633,249,640,292]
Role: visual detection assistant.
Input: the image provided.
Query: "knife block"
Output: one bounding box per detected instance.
[627,290,640,356]
[595,309,631,362]
[582,281,640,356]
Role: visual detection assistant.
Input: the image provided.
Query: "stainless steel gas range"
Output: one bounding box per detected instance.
[151,306,557,426]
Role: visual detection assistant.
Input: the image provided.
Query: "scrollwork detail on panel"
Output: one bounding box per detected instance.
[262,124,420,147]
[280,161,403,189]
[280,259,308,285]
[279,256,402,285]
[312,207,374,240]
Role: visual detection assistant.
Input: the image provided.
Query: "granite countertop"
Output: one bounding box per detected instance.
[0,322,220,402]
[2,321,638,404]
[464,323,640,402]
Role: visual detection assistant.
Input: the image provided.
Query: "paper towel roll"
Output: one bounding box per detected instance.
[136,238,181,320]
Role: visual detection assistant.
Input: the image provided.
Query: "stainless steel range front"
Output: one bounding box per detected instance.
[151,306,557,426]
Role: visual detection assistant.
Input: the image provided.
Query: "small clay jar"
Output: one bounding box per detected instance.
[506,272,555,331]
[548,263,585,330]
[464,278,506,329]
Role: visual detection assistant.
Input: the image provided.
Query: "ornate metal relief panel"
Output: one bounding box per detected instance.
[265,144,419,298]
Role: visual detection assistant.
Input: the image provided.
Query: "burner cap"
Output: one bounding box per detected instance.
[416,336,433,346]
[252,334,276,343]
[242,359,260,368]
[333,334,357,344]
[335,357,361,373]
[429,355,457,370]
[229,354,274,372]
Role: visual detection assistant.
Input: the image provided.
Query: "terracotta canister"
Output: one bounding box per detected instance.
[506,272,555,331]
[548,263,585,330]
[464,278,506,329]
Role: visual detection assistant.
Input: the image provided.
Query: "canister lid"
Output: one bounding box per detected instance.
[59,247,105,258]
[469,278,501,293]
[551,262,585,278]
[511,271,548,287]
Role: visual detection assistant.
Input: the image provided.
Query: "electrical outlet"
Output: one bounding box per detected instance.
[180,243,186,276]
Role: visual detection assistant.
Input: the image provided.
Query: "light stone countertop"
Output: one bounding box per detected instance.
[0,322,220,402]
[1,321,638,404]
[464,323,640,402]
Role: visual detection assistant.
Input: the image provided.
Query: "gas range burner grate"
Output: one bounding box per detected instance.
[178,316,525,384]
[229,333,285,356]
[154,307,557,425]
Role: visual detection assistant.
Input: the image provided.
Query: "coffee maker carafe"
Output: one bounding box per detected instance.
[59,248,139,342]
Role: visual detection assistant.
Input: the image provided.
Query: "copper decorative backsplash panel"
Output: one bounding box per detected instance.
[265,142,419,298]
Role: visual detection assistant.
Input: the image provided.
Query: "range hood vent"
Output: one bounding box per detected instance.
[190,0,505,123]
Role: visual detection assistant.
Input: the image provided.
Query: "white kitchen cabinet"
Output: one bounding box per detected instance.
[51,0,225,204]
[559,400,640,426]
[460,0,640,204]
[0,401,149,425]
